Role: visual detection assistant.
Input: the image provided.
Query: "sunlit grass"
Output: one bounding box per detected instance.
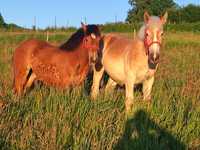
[0,31,199,149]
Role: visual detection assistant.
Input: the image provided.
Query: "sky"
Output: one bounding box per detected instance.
[0,0,199,29]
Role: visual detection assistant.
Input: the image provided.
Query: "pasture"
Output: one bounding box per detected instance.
[0,31,200,149]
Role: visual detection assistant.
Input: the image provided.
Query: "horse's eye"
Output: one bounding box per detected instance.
[161,32,164,36]
[145,32,149,37]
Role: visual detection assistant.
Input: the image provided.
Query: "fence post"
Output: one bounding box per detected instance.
[46,31,49,42]
[133,28,136,39]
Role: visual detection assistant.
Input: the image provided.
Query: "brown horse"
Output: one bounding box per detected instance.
[91,12,168,112]
[13,23,101,96]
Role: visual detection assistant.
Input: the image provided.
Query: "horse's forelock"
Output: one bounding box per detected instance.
[85,25,101,37]
[137,16,163,40]
[59,24,100,50]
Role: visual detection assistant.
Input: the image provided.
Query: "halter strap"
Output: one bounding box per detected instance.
[83,38,99,51]
[144,40,161,55]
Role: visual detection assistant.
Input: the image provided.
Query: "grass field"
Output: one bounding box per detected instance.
[0,31,200,150]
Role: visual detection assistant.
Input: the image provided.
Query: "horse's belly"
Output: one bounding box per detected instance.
[103,58,125,84]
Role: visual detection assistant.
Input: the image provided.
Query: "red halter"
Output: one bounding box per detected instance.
[83,37,99,51]
[144,29,161,55]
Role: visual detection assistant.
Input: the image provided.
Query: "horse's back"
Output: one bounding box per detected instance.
[13,39,53,78]
[14,39,50,62]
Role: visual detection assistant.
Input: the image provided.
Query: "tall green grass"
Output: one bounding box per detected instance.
[0,31,199,149]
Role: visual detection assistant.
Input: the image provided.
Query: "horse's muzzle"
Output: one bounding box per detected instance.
[149,53,160,64]
[148,53,160,69]
[89,52,98,65]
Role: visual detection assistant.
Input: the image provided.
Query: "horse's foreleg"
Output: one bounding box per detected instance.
[90,66,104,99]
[143,76,155,102]
[125,77,135,112]
[105,78,117,93]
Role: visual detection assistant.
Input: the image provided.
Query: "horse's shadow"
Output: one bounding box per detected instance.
[114,110,186,150]
[0,135,14,150]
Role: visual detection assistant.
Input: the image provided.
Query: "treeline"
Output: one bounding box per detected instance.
[0,13,23,31]
[169,4,200,23]
[42,26,77,32]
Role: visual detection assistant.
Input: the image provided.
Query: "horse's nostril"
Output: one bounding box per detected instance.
[149,53,160,64]
[155,54,160,62]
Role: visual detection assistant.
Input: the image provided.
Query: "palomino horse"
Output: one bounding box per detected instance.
[91,12,168,112]
[13,23,101,95]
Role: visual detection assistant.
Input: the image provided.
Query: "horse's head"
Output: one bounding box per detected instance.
[143,11,168,66]
[81,23,102,65]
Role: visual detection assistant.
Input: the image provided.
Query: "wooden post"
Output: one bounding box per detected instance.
[46,31,49,42]
[133,28,136,39]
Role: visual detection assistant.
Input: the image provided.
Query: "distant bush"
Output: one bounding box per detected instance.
[44,26,77,32]
[166,22,200,32]
[100,22,140,33]
[100,22,200,33]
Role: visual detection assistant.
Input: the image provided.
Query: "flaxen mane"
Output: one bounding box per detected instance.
[59,24,101,50]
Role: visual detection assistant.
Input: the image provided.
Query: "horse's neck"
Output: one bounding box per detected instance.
[137,25,145,41]
[74,44,90,62]
[134,38,146,56]
[135,25,147,55]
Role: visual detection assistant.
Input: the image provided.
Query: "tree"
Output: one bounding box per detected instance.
[0,13,6,28]
[126,0,177,23]
[181,4,200,23]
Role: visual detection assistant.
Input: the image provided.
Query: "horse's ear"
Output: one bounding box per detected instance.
[144,11,150,24]
[160,11,168,24]
[81,22,87,33]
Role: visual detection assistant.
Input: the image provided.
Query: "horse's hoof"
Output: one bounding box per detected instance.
[90,94,97,100]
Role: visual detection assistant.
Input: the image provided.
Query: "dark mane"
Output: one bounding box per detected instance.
[59,24,101,50]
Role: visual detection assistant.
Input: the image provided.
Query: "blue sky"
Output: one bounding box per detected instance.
[0,0,199,29]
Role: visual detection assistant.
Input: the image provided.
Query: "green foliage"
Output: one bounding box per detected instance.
[44,26,77,32]
[127,0,200,23]
[100,22,140,33]
[166,22,200,32]
[101,22,200,33]
[126,0,176,23]
[0,13,6,28]
[169,4,200,23]
[0,13,25,31]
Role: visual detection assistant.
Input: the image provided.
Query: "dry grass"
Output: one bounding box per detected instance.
[0,31,199,150]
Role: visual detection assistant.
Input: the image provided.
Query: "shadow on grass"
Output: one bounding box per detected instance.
[114,110,186,150]
[0,135,16,150]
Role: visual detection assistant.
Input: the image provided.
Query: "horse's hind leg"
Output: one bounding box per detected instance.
[13,67,30,96]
